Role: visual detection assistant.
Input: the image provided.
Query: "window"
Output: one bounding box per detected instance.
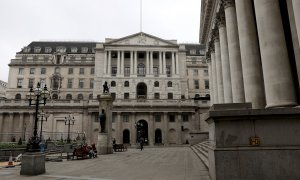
[154,114,161,122]
[192,57,197,64]
[67,79,73,88]
[169,115,175,122]
[81,47,88,53]
[122,115,129,122]
[154,81,159,87]
[68,68,73,74]
[166,66,171,77]
[90,68,95,75]
[167,81,172,87]
[77,94,84,100]
[194,80,199,89]
[124,81,129,87]
[30,68,35,74]
[168,93,173,99]
[154,93,160,99]
[193,69,198,76]
[66,94,72,100]
[17,79,23,88]
[181,95,185,99]
[153,67,159,76]
[79,79,84,88]
[200,50,205,55]
[18,68,24,75]
[56,47,66,53]
[41,68,46,75]
[190,49,196,55]
[137,63,146,76]
[15,94,21,100]
[205,80,209,89]
[71,47,78,53]
[45,47,52,53]
[89,94,93,100]
[111,93,116,100]
[204,70,208,76]
[182,114,189,122]
[23,47,31,53]
[112,67,117,76]
[124,67,130,76]
[90,79,94,89]
[79,68,85,74]
[124,93,129,99]
[55,67,60,74]
[34,47,41,53]
[28,79,34,88]
[111,81,116,87]
[40,79,45,88]
[52,94,58,100]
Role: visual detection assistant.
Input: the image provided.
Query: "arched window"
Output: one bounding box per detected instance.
[124,81,129,87]
[167,81,172,87]
[89,94,93,100]
[137,63,145,76]
[15,94,21,100]
[77,94,84,100]
[52,94,58,100]
[66,94,72,100]
[111,81,116,87]
[154,81,159,87]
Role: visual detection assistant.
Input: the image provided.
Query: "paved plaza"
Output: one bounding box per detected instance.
[0,147,210,180]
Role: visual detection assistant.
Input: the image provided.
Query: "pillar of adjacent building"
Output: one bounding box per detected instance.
[9,113,14,137]
[107,51,111,75]
[235,0,266,109]
[254,0,297,108]
[292,0,300,46]
[0,113,3,141]
[104,51,107,74]
[120,51,124,76]
[207,57,213,105]
[162,52,166,75]
[116,112,121,143]
[150,51,154,75]
[172,52,176,76]
[175,53,179,75]
[214,30,225,103]
[130,112,137,145]
[177,113,182,144]
[18,113,24,140]
[149,113,154,146]
[159,52,163,75]
[163,112,168,145]
[130,51,134,75]
[211,46,218,104]
[146,51,150,75]
[117,51,121,75]
[218,10,233,103]
[224,0,245,103]
[134,51,138,75]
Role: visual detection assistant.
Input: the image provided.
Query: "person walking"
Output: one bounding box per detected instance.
[140,137,144,151]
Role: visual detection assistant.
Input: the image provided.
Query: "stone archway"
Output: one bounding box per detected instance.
[136,119,148,145]
[136,83,147,99]
[123,129,130,144]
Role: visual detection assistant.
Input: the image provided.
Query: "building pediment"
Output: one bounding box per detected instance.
[105,32,178,47]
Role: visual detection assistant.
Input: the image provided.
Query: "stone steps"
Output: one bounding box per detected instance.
[191,140,209,168]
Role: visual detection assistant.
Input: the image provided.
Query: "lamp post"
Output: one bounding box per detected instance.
[38,111,49,141]
[64,114,75,143]
[26,82,50,152]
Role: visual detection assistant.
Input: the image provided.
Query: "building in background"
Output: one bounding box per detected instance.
[0,32,209,146]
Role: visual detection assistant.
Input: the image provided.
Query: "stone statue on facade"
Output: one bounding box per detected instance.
[99,109,106,133]
[103,81,109,94]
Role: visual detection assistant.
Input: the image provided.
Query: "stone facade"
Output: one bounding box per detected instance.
[0,80,7,99]
[0,32,210,146]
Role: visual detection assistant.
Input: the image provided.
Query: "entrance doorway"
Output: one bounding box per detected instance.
[136,83,147,99]
[136,120,148,145]
[123,129,130,144]
[155,129,162,144]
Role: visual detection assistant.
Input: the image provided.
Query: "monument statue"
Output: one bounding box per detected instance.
[103,81,109,93]
[99,109,106,133]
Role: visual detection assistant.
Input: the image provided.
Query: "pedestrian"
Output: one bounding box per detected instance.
[113,138,116,152]
[140,137,144,151]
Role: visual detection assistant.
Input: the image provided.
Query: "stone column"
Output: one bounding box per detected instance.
[134,51,138,75]
[207,57,213,105]
[150,51,154,75]
[146,51,150,75]
[163,112,168,145]
[117,51,121,75]
[19,113,24,140]
[218,11,233,103]
[120,51,124,75]
[130,112,137,145]
[116,112,121,143]
[292,0,300,46]
[172,52,176,76]
[149,112,154,146]
[130,51,134,75]
[104,51,107,74]
[214,31,225,103]
[177,113,182,144]
[9,113,14,137]
[162,52,166,75]
[159,52,163,75]
[211,46,219,104]
[224,0,245,103]
[0,113,3,141]
[175,52,179,75]
[254,0,297,108]
[108,51,111,75]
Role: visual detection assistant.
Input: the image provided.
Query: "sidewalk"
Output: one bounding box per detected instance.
[0,147,210,180]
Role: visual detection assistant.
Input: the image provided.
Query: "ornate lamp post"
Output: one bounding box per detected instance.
[26,82,50,152]
[64,114,75,143]
[38,111,49,141]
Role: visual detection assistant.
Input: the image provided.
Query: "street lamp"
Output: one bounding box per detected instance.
[38,110,49,141]
[64,114,75,143]
[26,82,50,152]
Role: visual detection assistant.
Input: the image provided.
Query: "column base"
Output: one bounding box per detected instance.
[20,152,45,175]
[265,101,298,108]
[97,133,113,155]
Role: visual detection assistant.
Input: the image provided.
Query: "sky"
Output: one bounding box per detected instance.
[0,0,201,82]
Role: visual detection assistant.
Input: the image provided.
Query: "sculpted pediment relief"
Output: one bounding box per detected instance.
[106,32,177,46]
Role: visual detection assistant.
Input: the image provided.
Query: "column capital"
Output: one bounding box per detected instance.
[222,0,235,9]
[217,8,226,28]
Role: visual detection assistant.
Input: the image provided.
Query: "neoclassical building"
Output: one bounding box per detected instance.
[0,32,210,146]
[200,0,300,179]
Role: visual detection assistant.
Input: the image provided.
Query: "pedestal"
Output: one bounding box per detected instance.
[20,152,45,175]
[97,133,113,155]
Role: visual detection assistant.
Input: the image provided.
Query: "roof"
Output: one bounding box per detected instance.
[18,41,98,54]
[183,44,206,56]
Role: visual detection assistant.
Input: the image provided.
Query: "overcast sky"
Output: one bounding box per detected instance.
[0,0,201,82]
